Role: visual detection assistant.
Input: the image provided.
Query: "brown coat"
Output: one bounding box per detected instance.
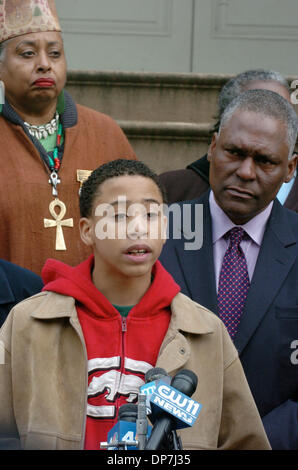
[159,168,209,204]
[0,103,136,275]
[0,291,271,450]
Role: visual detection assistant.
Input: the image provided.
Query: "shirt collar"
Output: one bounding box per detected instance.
[209,190,273,246]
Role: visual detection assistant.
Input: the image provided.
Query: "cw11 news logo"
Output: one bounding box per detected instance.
[145,380,202,428]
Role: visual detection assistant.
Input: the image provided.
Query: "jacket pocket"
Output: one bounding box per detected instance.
[275,306,298,319]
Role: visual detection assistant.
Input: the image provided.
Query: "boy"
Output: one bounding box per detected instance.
[0,159,270,450]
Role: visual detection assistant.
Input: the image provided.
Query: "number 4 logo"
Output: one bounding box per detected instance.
[122,431,135,442]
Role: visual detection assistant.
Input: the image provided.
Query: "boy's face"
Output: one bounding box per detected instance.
[79,175,167,281]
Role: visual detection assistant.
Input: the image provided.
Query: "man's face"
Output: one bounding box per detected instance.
[208,110,297,224]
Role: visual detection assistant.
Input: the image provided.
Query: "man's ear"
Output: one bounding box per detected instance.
[207,133,218,162]
[79,217,94,247]
[284,153,298,182]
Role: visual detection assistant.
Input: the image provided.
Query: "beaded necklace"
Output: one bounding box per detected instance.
[32,116,74,251]
[47,122,63,196]
[25,115,63,196]
[24,111,59,139]
[42,120,74,251]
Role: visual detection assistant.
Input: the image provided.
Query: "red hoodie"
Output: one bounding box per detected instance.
[42,255,180,450]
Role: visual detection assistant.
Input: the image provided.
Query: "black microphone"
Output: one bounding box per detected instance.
[141,367,171,420]
[144,369,198,450]
[118,403,138,422]
[145,367,169,383]
[136,393,148,450]
[171,369,198,395]
[101,404,139,450]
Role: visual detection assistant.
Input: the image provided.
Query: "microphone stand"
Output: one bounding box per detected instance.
[169,430,183,450]
[100,430,183,451]
[100,440,138,450]
[145,414,184,451]
[136,394,148,450]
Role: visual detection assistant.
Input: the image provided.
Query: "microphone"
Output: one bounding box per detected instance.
[101,368,167,450]
[140,367,171,416]
[146,367,169,382]
[136,393,148,450]
[144,369,201,450]
[101,402,152,450]
[101,404,139,450]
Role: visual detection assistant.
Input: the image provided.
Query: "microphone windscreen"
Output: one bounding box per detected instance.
[118,403,138,422]
[171,369,198,397]
[145,367,169,383]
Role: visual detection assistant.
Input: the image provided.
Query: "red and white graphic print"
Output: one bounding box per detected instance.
[87,356,153,419]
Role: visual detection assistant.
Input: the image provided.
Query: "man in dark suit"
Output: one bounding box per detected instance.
[159,88,298,449]
[160,69,298,212]
[0,260,43,328]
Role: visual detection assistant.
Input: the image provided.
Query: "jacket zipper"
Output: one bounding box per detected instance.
[121,316,127,373]
[122,316,127,334]
[117,316,127,415]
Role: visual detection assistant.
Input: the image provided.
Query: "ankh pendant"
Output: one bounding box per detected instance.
[44,199,74,250]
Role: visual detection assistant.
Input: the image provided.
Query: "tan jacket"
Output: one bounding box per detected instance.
[0,291,270,450]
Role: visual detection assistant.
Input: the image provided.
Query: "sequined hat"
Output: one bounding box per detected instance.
[0,0,61,43]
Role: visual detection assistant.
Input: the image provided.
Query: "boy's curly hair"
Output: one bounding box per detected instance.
[79,159,167,218]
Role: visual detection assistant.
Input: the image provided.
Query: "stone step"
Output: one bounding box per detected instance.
[66,70,231,125]
[65,70,226,171]
[117,120,213,173]
[65,71,297,173]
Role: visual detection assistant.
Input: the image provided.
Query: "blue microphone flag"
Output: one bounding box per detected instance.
[149,381,202,429]
[107,420,152,450]
[140,376,171,414]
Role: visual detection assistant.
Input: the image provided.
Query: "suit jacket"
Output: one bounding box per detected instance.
[284,176,298,212]
[159,191,298,449]
[0,260,43,328]
[159,154,298,212]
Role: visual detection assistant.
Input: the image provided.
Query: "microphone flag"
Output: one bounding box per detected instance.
[106,403,152,450]
[149,380,202,429]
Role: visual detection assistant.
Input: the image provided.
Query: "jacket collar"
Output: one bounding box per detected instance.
[30,290,214,376]
[30,290,214,336]
[186,154,210,183]
[156,292,214,374]
[170,293,214,335]
[268,198,297,246]
[30,291,76,320]
[0,90,77,128]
